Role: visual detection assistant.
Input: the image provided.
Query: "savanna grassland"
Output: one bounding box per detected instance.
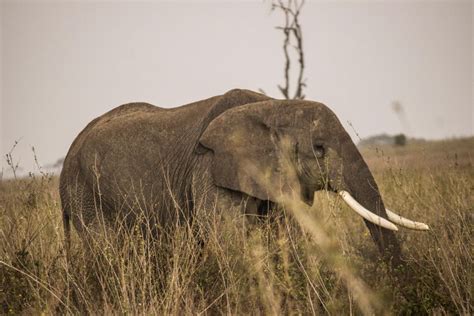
[0,137,472,315]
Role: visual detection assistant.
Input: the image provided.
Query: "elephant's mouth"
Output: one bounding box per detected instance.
[301,186,316,205]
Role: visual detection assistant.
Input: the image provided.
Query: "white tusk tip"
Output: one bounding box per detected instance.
[386,209,430,231]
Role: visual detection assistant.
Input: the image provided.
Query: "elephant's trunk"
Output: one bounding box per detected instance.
[341,147,402,266]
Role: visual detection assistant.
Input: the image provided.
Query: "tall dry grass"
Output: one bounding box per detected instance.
[0,138,472,314]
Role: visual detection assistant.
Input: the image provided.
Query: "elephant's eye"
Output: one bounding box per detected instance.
[313,144,325,159]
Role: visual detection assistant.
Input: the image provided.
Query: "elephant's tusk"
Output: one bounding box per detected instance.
[338,191,399,231]
[386,209,430,230]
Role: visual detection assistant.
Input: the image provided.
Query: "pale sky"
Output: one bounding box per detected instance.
[1,0,472,177]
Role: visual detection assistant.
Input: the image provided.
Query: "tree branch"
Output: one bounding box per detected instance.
[272,0,306,100]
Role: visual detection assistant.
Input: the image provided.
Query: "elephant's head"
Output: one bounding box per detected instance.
[199,99,428,263]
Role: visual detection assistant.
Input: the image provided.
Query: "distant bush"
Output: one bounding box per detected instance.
[358,133,412,147]
[394,133,407,146]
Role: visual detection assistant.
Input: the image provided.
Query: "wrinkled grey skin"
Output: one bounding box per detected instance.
[60,89,401,263]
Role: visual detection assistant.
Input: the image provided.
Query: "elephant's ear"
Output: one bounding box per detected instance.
[199,102,299,202]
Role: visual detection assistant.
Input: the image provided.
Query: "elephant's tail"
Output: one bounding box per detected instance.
[63,209,71,255]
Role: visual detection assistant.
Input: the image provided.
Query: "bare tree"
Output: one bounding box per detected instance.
[272,0,306,100]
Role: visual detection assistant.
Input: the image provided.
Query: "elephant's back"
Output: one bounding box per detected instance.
[61,102,160,164]
[60,99,214,195]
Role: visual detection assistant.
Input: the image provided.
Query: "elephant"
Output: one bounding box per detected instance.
[59,88,428,264]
